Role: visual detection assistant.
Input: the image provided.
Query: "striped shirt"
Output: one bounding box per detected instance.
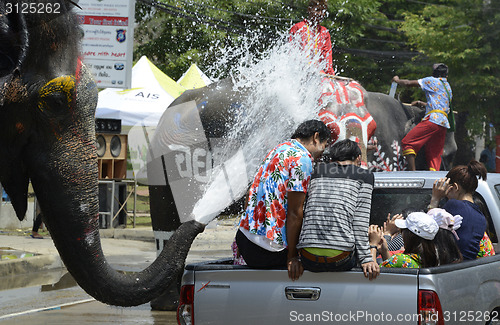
[385,233,405,252]
[297,163,374,264]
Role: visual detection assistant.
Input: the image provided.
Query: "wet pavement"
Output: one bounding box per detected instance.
[0,219,237,324]
[0,300,178,325]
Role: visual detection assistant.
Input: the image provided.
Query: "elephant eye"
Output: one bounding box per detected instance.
[36,75,77,136]
[38,75,76,114]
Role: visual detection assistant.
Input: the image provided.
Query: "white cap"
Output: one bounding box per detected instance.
[395,212,439,240]
[427,208,463,240]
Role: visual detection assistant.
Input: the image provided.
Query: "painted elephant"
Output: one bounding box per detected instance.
[0,0,204,307]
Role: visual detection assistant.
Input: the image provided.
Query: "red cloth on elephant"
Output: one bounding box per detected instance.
[317,78,376,146]
[289,20,335,75]
[402,120,447,171]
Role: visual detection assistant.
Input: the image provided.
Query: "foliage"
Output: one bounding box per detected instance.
[134,0,383,80]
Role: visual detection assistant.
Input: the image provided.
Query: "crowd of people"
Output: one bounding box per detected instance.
[232,119,495,280]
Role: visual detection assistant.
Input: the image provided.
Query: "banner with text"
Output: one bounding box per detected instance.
[79,0,135,88]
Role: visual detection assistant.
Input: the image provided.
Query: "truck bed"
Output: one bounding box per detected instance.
[184,255,500,324]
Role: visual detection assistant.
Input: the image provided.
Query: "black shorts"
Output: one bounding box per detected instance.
[235,229,288,268]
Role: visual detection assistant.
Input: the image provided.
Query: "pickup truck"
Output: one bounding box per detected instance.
[177,171,500,325]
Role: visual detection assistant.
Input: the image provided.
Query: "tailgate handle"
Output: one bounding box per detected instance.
[285,287,321,301]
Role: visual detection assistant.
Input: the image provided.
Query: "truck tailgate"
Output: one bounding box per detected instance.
[192,267,419,324]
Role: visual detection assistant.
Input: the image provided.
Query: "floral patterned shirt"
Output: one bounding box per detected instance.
[418,77,452,129]
[478,232,496,258]
[380,253,421,268]
[239,140,313,248]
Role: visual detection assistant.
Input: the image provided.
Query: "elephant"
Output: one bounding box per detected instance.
[141,76,369,309]
[144,64,456,312]
[0,0,205,307]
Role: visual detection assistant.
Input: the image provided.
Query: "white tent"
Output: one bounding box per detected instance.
[95,56,186,126]
[177,64,213,90]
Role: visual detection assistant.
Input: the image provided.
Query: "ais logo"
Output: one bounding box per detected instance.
[135,92,159,100]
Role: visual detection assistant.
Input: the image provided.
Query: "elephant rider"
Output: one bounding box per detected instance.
[392,63,452,171]
[289,0,335,76]
[236,120,330,281]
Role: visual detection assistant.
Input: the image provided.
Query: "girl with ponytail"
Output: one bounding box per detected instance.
[428,160,489,260]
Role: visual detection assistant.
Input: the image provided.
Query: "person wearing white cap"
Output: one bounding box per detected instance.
[369,212,439,268]
[428,208,463,265]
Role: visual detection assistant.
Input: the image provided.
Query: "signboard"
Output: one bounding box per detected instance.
[78,0,135,88]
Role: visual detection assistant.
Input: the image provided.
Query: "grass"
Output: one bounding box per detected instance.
[127,215,151,227]
[126,190,150,213]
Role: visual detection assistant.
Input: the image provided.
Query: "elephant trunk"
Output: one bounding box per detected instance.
[30,132,206,306]
[32,135,206,306]
[26,64,206,306]
[48,213,205,306]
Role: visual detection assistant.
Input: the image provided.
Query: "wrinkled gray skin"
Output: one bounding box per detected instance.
[0,0,205,307]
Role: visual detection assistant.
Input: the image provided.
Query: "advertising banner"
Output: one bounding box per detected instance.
[78,0,135,88]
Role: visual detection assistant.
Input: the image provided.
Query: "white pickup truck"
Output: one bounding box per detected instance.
[177,171,500,325]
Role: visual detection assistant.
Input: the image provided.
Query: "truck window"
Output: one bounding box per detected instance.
[473,193,498,243]
[370,188,432,226]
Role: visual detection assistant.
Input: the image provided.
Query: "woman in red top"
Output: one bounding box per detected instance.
[289,0,335,75]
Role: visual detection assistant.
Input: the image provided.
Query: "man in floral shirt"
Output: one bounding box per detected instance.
[236,120,330,280]
[392,63,452,171]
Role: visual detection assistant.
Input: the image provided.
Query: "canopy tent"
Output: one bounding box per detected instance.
[95,56,186,126]
[177,64,213,90]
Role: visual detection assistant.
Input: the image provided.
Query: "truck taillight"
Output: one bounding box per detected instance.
[418,290,444,325]
[177,284,194,325]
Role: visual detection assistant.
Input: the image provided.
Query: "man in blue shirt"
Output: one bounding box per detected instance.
[392,63,452,171]
[480,141,496,172]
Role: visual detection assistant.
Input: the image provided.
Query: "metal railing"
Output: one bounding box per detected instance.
[1,179,139,229]
[98,179,138,229]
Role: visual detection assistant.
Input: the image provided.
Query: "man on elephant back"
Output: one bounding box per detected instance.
[392,63,452,171]
[289,0,335,76]
[289,0,380,165]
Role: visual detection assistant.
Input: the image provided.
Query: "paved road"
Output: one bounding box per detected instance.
[1,301,178,325]
[0,220,237,323]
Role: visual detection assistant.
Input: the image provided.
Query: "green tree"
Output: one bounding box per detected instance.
[133,0,499,161]
[134,0,384,80]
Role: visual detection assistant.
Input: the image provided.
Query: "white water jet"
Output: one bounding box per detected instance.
[192,32,328,224]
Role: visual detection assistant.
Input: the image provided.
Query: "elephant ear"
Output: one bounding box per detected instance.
[0,6,29,106]
[2,160,29,221]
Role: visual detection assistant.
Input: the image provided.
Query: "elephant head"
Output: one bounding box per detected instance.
[317,76,376,164]
[0,0,205,306]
